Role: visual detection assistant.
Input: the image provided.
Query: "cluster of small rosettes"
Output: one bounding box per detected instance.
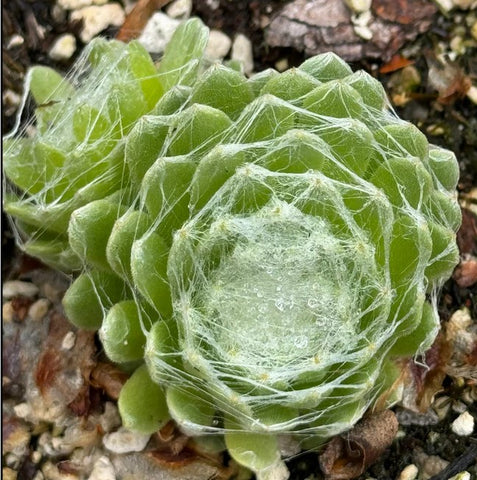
[4,18,461,479]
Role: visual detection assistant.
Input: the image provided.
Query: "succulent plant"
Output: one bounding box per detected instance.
[4,18,461,479]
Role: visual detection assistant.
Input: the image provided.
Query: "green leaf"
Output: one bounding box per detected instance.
[189,64,254,119]
[428,146,460,192]
[125,115,171,186]
[425,222,459,287]
[190,143,265,213]
[63,270,128,330]
[260,68,320,102]
[344,70,388,110]
[303,81,364,119]
[28,66,75,105]
[100,300,154,363]
[127,40,164,110]
[166,386,215,431]
[247,68,279,97]
[158,18,209,91]
[235,95,296,142]
[141,154,197,240]
[224,426,281,476]
[131,232,172,316]
[106,210,152,280]
[118,364,170,434]
[68,199,128,271]
[167,104,233,157]
[23,236,82,272]
[299,52,352,82]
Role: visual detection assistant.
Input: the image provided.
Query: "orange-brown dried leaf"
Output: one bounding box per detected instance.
[148,445,198,468]
[10,296,34,322]
[89,362,129,400]
[380,54,414,73]
[319,410,398,480]
[116,0,171,42]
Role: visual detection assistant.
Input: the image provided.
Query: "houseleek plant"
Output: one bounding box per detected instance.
[3,18,461,479]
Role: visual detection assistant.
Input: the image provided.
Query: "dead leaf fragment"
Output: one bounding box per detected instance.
[406,333,452,411]
[379,54,414,74]
[90,362,129,401]
[453,258,477,288]
[319,410,398,479]
[116,0,171,42]
[427,58,472,105]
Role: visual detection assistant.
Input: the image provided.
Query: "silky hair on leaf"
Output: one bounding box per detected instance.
[3,18,461,480]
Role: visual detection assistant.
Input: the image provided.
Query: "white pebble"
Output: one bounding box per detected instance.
[103,427,150,454]
[2,302,14,322]
[3,280,39,299]
[3,467,17,480]
[451,411,475,436]
[61,331,76,350]
[88,456,115,480]
[433,0,454,11]
[71,4,125,43]
[206,0,220,9]
[3,89,22,114]
[49,34,76,61]
[138,12,180,54]
[205,29,232,60]
[231,33,254,75]
[13,402,32,420]
[353,24,373,40]
[166,0,192,19]
[466,85,477,105]
[6,34,24,48]
[58,0,108,9]
[398,464,418,480]
[275,58,289,72]
[449,472,471,480]
[28,298,50,322]
[344,0,372,13]
[31,451,42,464]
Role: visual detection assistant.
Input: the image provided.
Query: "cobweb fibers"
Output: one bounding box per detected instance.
[3,18,462,480]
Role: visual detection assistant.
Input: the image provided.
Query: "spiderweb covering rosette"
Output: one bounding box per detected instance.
[3,18,461,479]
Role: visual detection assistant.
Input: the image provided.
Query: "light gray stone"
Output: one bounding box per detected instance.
[231,33,254,75]
[71,4,125,43]
[49,34,76,61]
[451,411,475,436]
[138,12,181,54]
[3,280,39,299]
[58,0,108,9]
[103,427,150,454]
[28,298,50,322]
[166,0,192,19]
[398,464,418,480]
[205,30,232,60]
[88,456,115,480]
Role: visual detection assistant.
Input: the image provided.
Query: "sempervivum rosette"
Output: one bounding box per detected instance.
[3,18,461,479]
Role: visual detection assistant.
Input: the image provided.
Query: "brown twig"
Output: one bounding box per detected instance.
[428,443,477,480]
